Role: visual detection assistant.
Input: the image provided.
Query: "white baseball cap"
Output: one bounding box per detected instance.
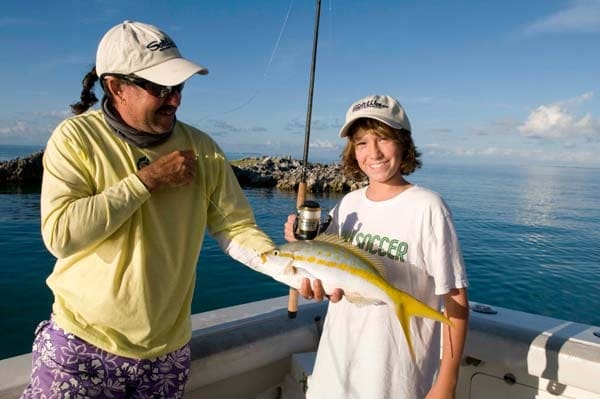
[339,94,411,137]
[96,20,208,86]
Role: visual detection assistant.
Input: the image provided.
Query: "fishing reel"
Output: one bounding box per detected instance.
[293,200,332,240]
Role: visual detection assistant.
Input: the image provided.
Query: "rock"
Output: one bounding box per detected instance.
[1,153,367,193]
[232,156,367,193]
[0,151,44,186]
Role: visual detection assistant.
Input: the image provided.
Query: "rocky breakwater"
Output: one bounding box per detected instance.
[231,156,366,193]
[0,151,44,186]
[1,153,367,193]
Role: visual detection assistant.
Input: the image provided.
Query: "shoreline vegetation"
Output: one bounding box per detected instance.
[0,151,367,193]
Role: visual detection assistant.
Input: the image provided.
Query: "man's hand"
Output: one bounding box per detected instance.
[284,214,297,242]
[299,278,344,303]
[137,150,197,192]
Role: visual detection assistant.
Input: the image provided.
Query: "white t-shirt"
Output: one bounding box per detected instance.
[306,185,468,399]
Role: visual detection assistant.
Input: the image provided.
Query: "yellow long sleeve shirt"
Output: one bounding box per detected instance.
[41,110,276,358]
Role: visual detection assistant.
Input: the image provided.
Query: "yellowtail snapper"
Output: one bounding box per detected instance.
[260,234,452,358]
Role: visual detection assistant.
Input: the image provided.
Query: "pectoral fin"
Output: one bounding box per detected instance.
[284,264,297,275]
[345,292,385,307]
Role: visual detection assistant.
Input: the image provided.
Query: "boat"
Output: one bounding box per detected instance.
[1,295,599,398]
[2,2,599,397]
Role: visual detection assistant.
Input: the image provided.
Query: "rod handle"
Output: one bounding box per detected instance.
[296,182,307,209]
[288,182,308,318]
[288,288,299,319]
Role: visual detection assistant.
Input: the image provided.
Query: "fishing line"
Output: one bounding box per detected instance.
[208,0,296,116]
[328,0,334,48]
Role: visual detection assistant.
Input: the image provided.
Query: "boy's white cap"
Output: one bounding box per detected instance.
[339,94,411,137]
[96,20,208,86]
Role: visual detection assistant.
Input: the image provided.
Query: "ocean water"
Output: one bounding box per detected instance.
[1,146,599,360]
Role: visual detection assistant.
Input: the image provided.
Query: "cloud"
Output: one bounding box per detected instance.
[0,121,28,136]
[211,120,241,132]
[518,93,599,138]
[311,119,334,131]
[0,17,36,27]
[0,119,50,144]
[561,91,594,106]
[197,119,242,137]
[37,110,71,119]
[286,117,340,134]
[309,139,338,150]
[524,0,600,34]
[427,128,452,135]
[0,110,70,145]
[414,97,434,104]
[285,119,304,132]
[466,118,520,137]
[518,105,577,138]
[422,143,600,166]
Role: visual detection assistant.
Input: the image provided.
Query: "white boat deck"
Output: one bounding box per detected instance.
[1,296,600,398]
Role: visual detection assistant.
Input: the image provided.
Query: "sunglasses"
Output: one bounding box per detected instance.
[108,74,184,98]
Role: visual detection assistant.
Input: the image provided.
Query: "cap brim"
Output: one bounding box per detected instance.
[339,115,407,137]
[134,57,208,86]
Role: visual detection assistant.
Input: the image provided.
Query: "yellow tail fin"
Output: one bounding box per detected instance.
[391,290,453,359]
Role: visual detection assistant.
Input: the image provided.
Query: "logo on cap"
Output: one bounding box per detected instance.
[352,100,389,113]
[146,38,177,52]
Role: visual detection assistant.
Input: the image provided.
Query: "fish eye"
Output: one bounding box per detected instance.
[272,250,280,256]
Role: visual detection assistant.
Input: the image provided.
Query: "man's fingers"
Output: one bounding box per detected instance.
[312,279,326,301]
[300,278,313,299]
[329,289,344,303]
[299,278,343,302]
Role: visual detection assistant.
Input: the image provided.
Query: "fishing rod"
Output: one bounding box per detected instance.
[288,0,322,319]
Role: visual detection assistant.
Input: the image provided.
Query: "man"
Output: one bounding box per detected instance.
[21,20,281,398]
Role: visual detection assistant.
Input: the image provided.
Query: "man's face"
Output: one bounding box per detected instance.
[115,77,183,134]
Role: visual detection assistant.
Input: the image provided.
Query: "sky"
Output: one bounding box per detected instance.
[1,0,599,166]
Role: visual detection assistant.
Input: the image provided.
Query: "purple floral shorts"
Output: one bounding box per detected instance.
[20,319,191,398]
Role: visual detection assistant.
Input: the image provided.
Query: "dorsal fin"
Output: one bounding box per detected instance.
[314,234,388,278]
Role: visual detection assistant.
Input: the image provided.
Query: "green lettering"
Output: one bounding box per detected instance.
[388,240,399,260]
[370,235,383,255]
[364,234,375,252]
[396,241,408,262]
[378,236,390,257]
[355,233,365,249]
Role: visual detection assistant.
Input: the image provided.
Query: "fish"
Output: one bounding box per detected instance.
[260,234,452,358]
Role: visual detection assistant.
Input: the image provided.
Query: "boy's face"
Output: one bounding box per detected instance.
[353,127,404,186]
